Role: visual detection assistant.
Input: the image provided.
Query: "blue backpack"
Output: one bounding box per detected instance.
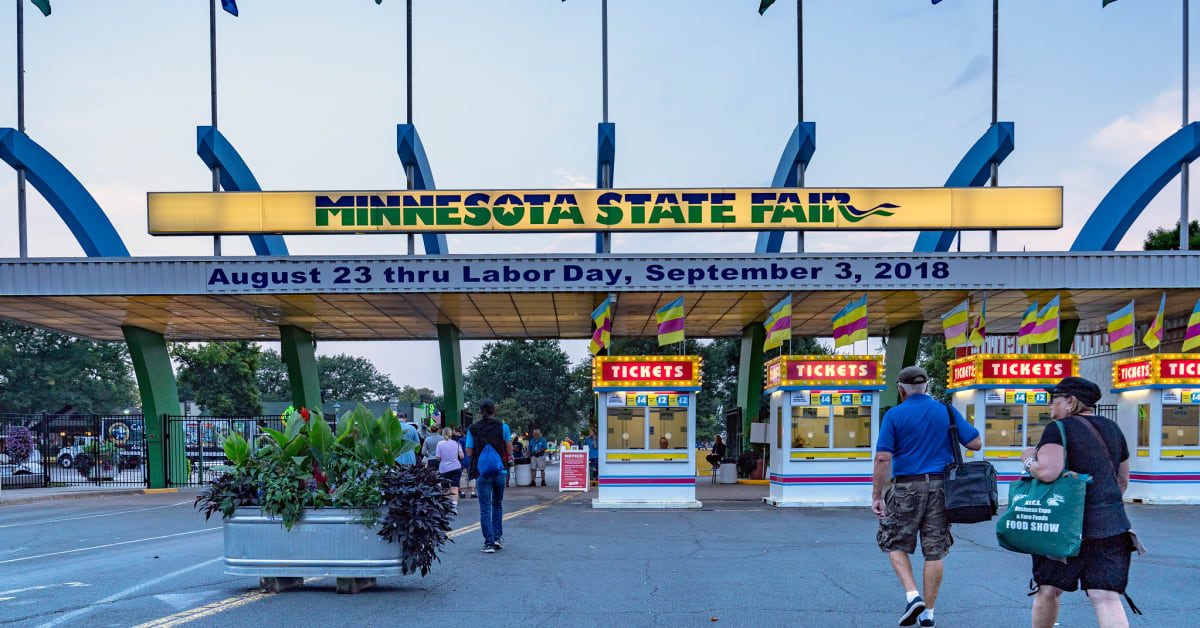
[476,443,504,476]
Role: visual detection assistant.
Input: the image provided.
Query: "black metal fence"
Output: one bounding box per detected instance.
[1097,404,1117,419]
[163,415,282,487]
[0,413,148,489]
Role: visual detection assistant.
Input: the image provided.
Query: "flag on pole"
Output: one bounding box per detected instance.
[832,295,868,349]
[588,297,613,356]
[1024,294,1061,346]
[30,0,50,16]
[1105,301,1135,352]
[758,0,776,14]
[1017,301,1040,347]
[1102,0,1119,7]
[655,297,685,346]
[763,295,792,352]
[1144,292,1166,350]
[221,0,238,16]
[968,297,987,348]
[941,299,970,349]
[1183,299,1200,352]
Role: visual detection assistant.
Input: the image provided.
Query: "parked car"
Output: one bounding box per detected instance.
[56,436,98,468]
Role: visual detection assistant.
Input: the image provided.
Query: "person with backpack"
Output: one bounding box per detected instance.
[465,399,513,553]
[1019,377,1141,628]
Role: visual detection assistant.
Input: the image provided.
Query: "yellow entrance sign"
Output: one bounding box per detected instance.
[147,187,1062,234]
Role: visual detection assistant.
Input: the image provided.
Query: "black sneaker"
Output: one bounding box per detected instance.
[481,544,495,553]
[918,618,934,627]
[899,597,925,626]
[492,538,503,550]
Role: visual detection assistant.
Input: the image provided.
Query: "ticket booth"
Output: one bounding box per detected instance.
[946,353,1079,502]
[763,355,884,506]
[592,355,702,508]
[1112,354,1200,503]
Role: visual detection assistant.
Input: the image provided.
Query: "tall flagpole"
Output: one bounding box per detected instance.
[15,0,27,258]
[988,0,999,253]
[1183,0,1190,251]
[795,0,804,253]
[209,0,221,256]
[598,0,612,254]
[405,0,415,255]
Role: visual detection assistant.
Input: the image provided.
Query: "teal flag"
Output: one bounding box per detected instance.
[759,0,775,15]
[30,0,50,17]
[1103,0,1118,6]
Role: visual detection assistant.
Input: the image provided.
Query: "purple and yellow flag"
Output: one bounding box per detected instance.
[1183,299,1200,353]
[655,297,685,346]
[941,299,970,349]
[1105,301,1135,352]
[1024,294,1061,346]
[968,297,987,348]
[1144,293,1166,351]
[1017,301,1040,347]
[763,295,792,352]
[588,296,613,356]
[832,295,868,349]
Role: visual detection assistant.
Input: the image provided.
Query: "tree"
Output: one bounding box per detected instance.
[495,398,536,438]
[464,340,574,440]
[0,322,138,414]
[256,350,403,403]
[395,385,438,405]
[172,342,263,416]
[1144,220,1200,250]
[918,335,956,403]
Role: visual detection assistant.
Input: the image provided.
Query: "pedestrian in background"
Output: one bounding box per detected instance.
[422,427,443,471]
[583,429,599,487]
[453,425,475,499]
[465,399,512,553]
[1020,377,1142,628]
[435,427,464,515]
[528,429,548,487]
[872,366,981,627]
[394,412,420,466]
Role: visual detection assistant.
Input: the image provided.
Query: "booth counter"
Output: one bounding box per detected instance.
[1112,354,1200,503]
[946,353,1079,502]
[763,355,884,507]
[591,355,702,508]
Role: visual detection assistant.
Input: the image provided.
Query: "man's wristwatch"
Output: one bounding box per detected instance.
[1023,457,1035,470]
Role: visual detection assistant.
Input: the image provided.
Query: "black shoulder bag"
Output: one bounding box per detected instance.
[942,403,998,524]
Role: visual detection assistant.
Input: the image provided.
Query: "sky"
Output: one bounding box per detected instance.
[0,0,1196,394]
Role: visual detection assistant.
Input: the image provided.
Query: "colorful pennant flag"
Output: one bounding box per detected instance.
[655,297,685,346]
[1105,300,1135,352]
[588,296,612,356]
[29,0,50,16]
[221,0,238,16]
[1183,299,1200,353]
[1144,292,1166,351]
[941,299,970,349]
[968,297,987,348]
[758,0,776,14]
[1022,294,1061,346]
[832,295,868,349]
[763,295,792,352]
[1016,301,1039,347]
[1102,0,1119,7]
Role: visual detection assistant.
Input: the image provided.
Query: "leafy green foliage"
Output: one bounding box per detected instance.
[256,350,404,402]
[464,340,574,439]
[0,321,137,414]
[377,464,455,576]
[83,441,120,471]
[171,342,263,416]
[918,335,955,403]
[1144,220,1200,250]
[194,470,258,521]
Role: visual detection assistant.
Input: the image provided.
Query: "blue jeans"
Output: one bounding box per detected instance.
[476,472,505,545]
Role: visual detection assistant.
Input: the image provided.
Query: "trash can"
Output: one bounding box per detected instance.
[719,462,737,484]
[515,458,532,486]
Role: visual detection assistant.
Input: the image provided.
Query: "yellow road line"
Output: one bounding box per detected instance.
[135,493,576,628]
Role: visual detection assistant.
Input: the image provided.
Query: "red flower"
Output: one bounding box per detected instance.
[300,407,310,422]
[311,460,328,488]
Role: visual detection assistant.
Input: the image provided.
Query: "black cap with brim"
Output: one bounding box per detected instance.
[1044,377,1102,407]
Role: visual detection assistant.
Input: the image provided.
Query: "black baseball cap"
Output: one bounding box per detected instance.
[1044,377,1102,407]
[898,366,929,385]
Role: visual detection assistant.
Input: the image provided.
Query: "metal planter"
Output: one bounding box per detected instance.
[223,508,404,578]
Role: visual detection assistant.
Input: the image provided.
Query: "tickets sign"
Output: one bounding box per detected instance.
[148,187,1062,234]
[764,355,885,390]
[1113,355,1200,389]
[948,354,1079,389]
[593,356,702,389]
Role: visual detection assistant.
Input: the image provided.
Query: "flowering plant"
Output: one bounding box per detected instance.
[4,425,34,464]
[195,405,452,576]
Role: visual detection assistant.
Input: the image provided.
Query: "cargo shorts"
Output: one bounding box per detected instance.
[876,479,953,561]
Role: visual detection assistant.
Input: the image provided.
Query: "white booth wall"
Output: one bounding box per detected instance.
[1114,387,1200,503]
[593,391,700,508]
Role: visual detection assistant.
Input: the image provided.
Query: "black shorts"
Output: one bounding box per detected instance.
[1032,533,1133,593]
[439,468,462,488]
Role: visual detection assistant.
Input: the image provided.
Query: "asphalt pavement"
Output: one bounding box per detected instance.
[0,486,1196,627]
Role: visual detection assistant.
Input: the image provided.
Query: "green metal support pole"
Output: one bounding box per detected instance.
[279,325,322,412]
[1057,319,1079,354]
[736,323,766,450]
[882,321,924,411]
[438,323,464,427]
[122,326,184,489]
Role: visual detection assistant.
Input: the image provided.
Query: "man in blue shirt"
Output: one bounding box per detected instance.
[872,366,981,627]
[527,429,548,487]
[394,412,421,466]
[582,429,599,487]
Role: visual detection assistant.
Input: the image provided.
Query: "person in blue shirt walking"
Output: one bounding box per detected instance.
[465,399,512,553]
[393,412,421,466]
[872,366,981,627]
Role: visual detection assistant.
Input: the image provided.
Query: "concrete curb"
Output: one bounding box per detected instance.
[0,487,190,507]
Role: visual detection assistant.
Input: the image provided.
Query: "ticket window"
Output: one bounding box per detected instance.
[649,407,687,450]
[607,407,646,450]
[790,405,871,449]
[1025,405,1053,447]
[1137,404,1150,449]
[791,406,827,448]
[985,405,1023,448]
[1162,405,1200,447]
[832,405,872,448]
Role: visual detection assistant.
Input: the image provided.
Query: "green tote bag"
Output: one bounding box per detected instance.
[995,421,1091,558]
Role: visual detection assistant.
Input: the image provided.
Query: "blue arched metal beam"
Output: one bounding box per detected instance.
[595,122,616,253]
[397,124,448,255]
[913,122,1014,252]
[1071,122,1200,251]
[0,128,129,257]
[754,122,816,253]
[196,126,289,256]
